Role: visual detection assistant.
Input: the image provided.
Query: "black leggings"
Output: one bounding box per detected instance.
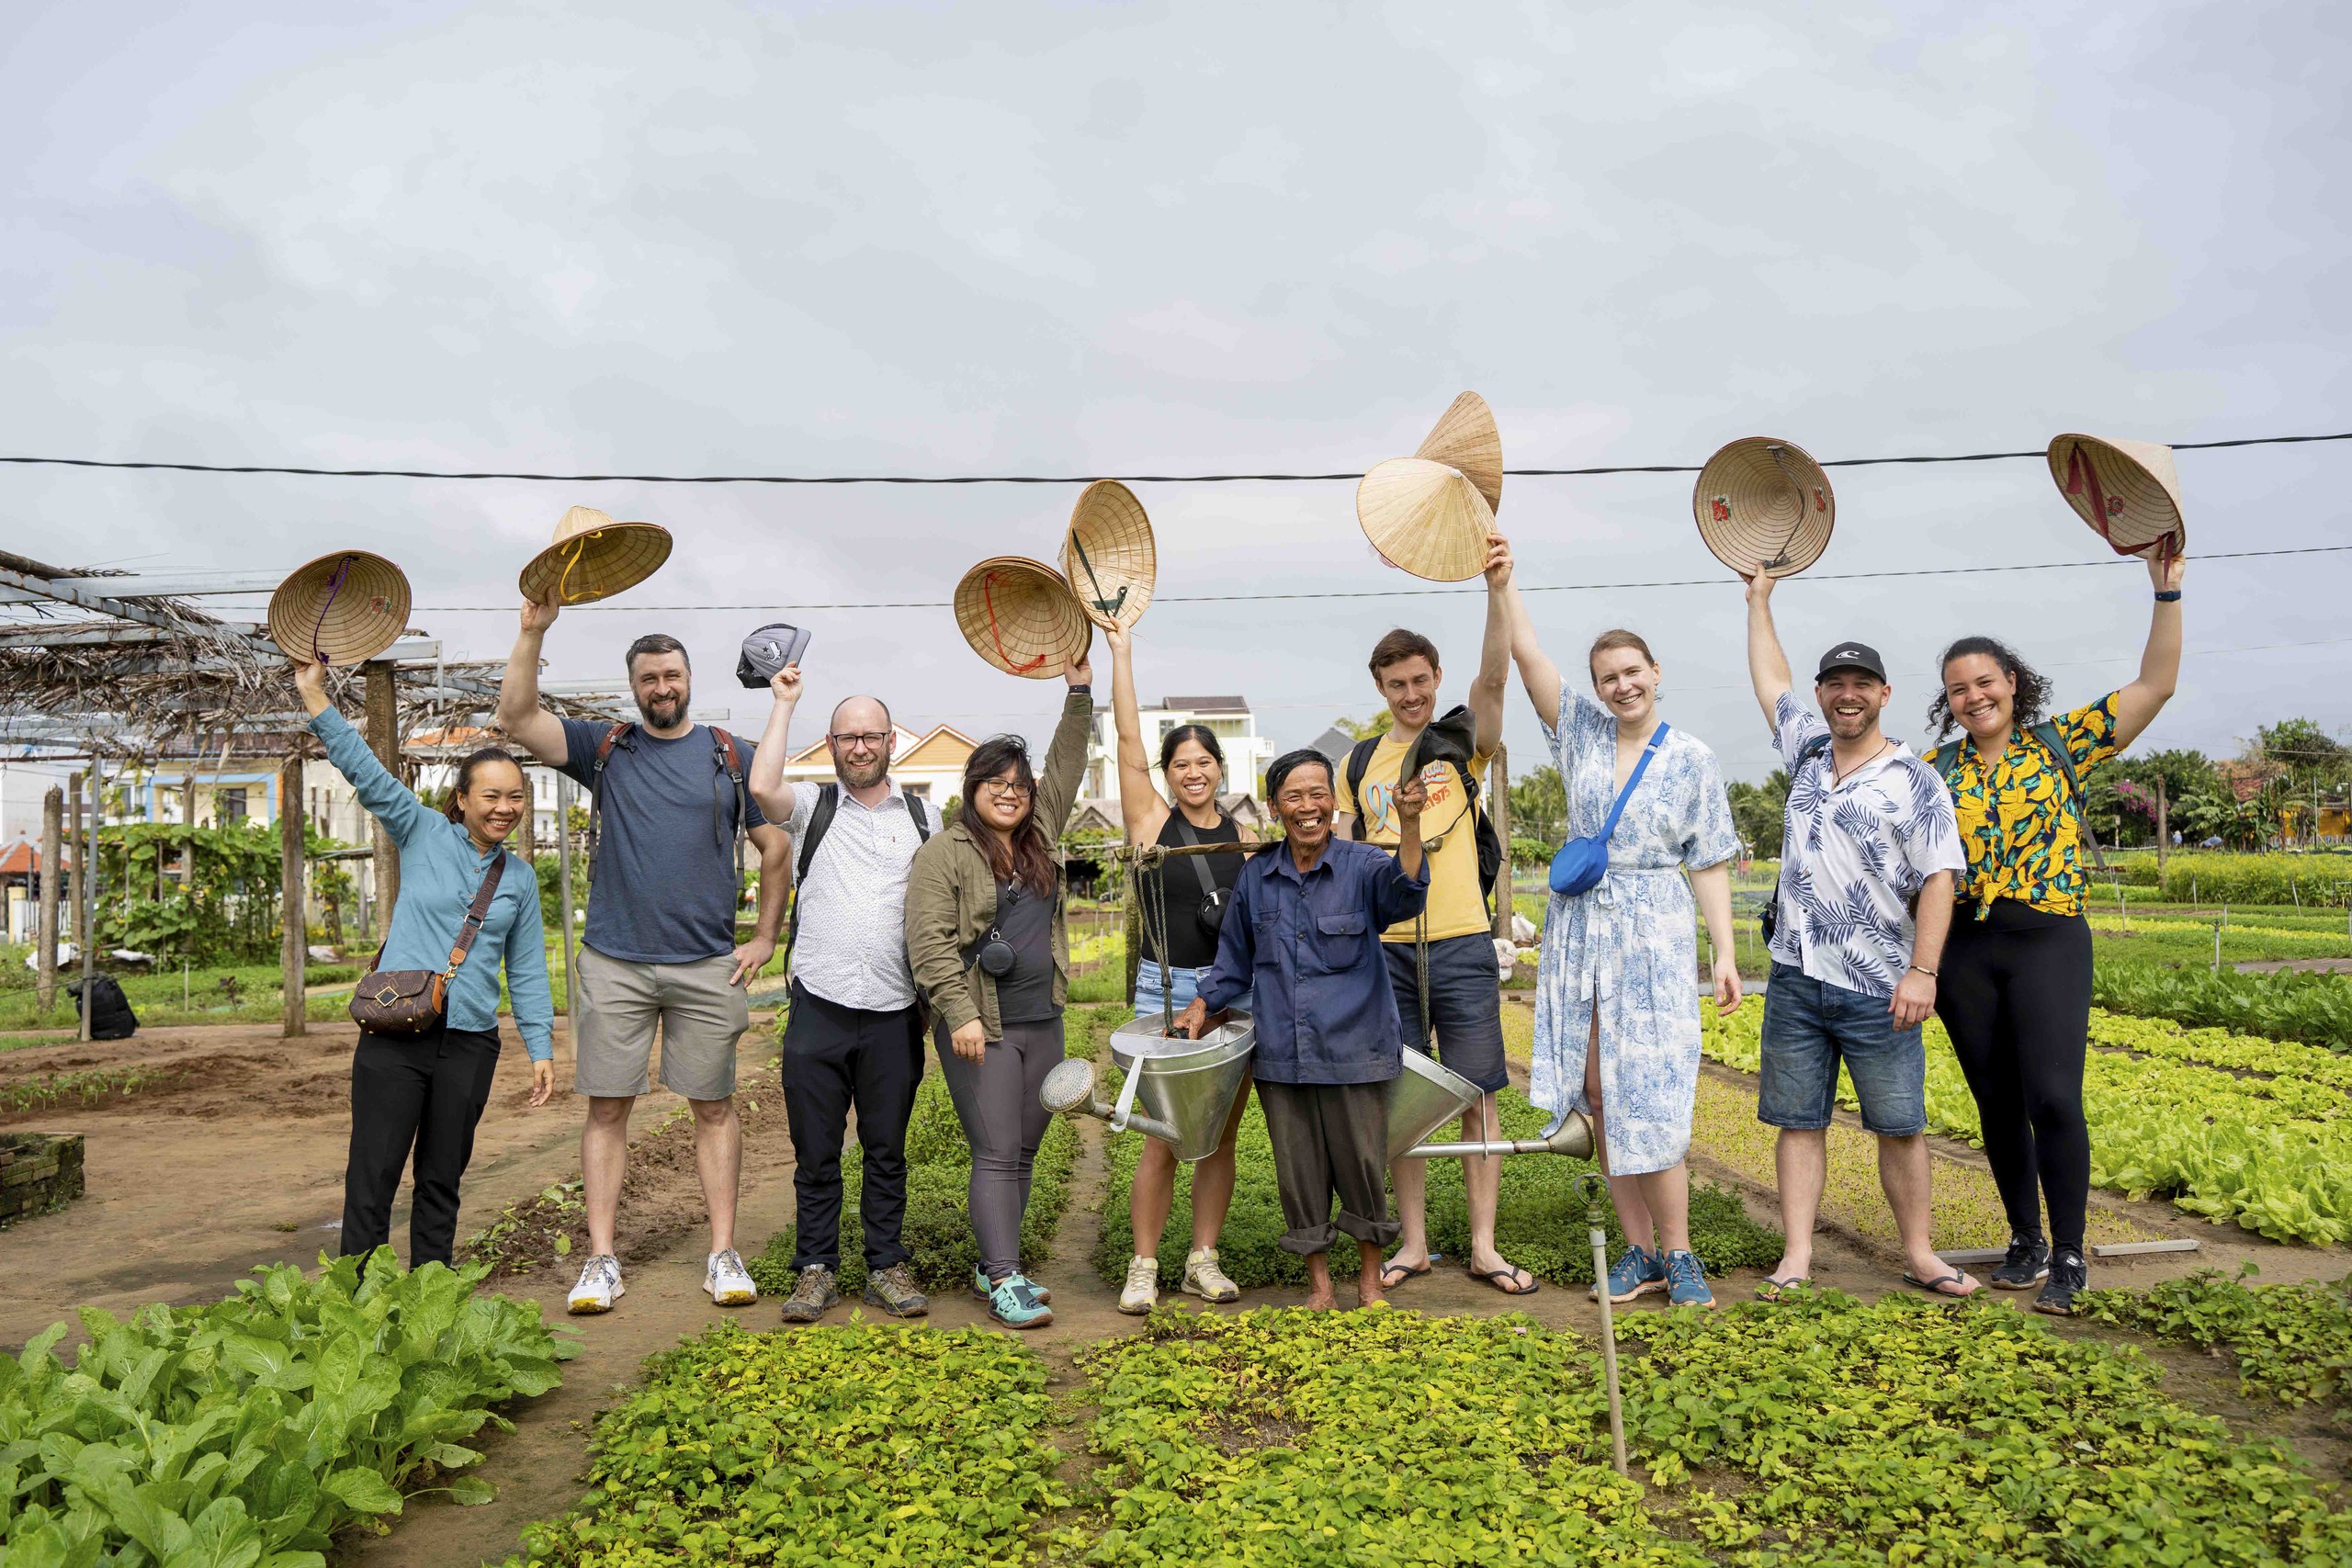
[343,1024,503,1268]
[1934,900,2092,1251]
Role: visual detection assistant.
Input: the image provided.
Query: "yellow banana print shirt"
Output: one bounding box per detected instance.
[1939,694,2120,918]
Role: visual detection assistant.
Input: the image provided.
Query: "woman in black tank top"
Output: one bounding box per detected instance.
[1104,622,1256,1314]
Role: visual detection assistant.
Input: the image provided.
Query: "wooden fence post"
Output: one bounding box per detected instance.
[1489,744,1511,942]
[281,750,307,1038]
[365,660,401,931]
[37,786,61,1014]
[76,766,96,1043]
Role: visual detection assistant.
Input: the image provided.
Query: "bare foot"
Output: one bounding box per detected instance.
[1357,1260,1386,1309]
[1303,1288,1337,1311]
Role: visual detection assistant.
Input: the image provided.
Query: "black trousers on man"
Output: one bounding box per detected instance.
[342,1023,503,1268]
[780,979,925,1273]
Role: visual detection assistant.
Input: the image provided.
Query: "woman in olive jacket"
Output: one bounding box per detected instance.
[903,653,1092,1327]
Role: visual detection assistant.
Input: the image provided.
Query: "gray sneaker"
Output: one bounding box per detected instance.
[863,1263,931,1318]
[777,1265,840,1324]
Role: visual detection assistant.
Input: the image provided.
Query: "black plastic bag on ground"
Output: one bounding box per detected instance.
[64,974,138,1041]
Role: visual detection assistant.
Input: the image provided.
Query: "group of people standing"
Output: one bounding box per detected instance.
[296,521,2182,1325]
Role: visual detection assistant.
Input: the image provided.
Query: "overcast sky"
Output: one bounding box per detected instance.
[6,0,2347,791]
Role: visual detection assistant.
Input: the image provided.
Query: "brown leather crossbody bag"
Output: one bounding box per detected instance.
[348,857,507,1036]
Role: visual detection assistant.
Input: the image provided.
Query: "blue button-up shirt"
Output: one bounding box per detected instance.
[1197,837,1429,1086]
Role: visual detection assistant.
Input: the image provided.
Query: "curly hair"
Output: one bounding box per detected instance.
[1928,636,2053,738]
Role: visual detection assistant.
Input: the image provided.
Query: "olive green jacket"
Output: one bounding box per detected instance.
[904,690,1093,1038]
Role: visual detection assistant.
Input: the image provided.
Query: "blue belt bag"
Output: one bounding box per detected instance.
[1548,723,1668,896]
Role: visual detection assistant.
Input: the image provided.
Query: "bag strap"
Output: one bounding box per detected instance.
[710,726,749,862]
[1345,735,1378,818]
[1170,813,1221,900]
[908,793,933,841]
[1598,723,1669,844]
[439,856,509,980]
[2030,719,2109,870]
[583,721,633,873]
[782,783,841,980]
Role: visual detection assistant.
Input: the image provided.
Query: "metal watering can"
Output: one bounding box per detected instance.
[1041,1016,1594,1165]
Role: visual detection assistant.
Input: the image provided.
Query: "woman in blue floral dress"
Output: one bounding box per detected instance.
[1491,537,1745,1308]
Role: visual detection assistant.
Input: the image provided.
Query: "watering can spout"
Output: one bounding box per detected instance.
[1038,1057,1185,1147]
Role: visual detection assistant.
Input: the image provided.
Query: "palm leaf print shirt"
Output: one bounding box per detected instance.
[1938,694,2121,918]
[1770,694,1967,998]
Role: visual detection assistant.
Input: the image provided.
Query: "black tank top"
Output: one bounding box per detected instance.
[1137,810,1243,970]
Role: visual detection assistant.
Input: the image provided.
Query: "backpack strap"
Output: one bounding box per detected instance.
[780,782,840,982]
[2030,719,2109,870]
[1344,735,1379,825]
[906,792,933,842]
[709,725,750,863]
[583,721,634,874]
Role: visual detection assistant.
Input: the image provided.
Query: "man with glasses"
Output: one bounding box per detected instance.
[747,668,937,1322]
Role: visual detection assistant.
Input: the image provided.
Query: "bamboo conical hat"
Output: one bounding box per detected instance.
[954,557,1092,679]
[267,550,412,666]
[1414,391,1503,514]
[518,505,673,605]
[1060,480,1157,629]
[2046,434,2186,560]
[1356,457,1495,582]
[1691,437,1837,579]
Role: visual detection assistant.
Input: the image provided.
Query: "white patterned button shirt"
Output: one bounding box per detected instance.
[1769,692,1965,998]
[785,780,929,1012]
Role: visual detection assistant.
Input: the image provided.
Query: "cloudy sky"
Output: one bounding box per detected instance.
[6,0,2347,787]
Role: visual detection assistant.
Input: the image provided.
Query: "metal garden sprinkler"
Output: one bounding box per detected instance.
[1575,1171,1630,1478]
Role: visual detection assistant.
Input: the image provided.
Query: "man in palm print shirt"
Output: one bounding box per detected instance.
[1742,572,1974,1299]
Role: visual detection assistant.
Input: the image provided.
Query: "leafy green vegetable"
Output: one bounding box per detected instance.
[0,1248,571,1566]
[2082,1264,2352,1420]
[2094,961,2352,1053]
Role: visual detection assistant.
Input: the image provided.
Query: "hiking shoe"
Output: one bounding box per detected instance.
[2034,1247,2087,1316]
[862,1264,930,1318]
[566,1254,623,1314]
[777,1266,840,1324]
[1590,1245,1666,1303]
[1991,1235,2052,1291]
[986,1272,1054,1329]
[705,1248,758,1307]
[973,1266,1051,1304]
[1119,1255,1159,1315]
[1664,1249,1714,1309]
[1183,1247,1240,1303]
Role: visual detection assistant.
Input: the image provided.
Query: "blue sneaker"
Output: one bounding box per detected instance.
[985,1272,1054,1329]
[972,1266,1050,1304]
[1591,1245,1667,1303]
[1664,1249,1714,1309]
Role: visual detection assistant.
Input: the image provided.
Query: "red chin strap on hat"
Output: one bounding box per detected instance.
[983,570,1046,674]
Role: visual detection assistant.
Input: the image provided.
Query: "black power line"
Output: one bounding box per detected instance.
[1,431,2346,486]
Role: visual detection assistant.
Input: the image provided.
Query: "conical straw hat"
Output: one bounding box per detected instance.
[518,505,673,605]
[2046,434,2186,560]
[267,550,412,666]
[954,557,1092,679]
[1414,391,1503,514]
[1691,437,1836,579]
[1060,480,1157,629]
[1356,457,1495,582]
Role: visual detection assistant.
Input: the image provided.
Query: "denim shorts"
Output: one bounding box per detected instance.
[1758,963,1926,1136]
[1133,961,1254,1028]
[1383,932,1509,1095]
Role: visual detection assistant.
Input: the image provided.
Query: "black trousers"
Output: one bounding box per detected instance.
[1935,900,2093,1251]
[781,980,925,1272]
[1257,1080,1400,1257]
[343,1023,503,1269]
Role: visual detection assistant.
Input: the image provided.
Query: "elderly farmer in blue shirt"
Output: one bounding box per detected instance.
[1174,748,1429,1309]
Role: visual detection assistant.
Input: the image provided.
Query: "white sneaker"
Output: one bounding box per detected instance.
[707,1248,759,1306]
[1118,1254,1159,1315]
[1183,1247,1240,1303]
[568,1253,624,1314]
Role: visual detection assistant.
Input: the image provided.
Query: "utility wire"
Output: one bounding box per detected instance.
[2,431,2346,486]
[389,543,2351,613]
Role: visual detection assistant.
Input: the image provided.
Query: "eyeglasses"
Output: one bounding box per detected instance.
[980,779,1034,800]
[829,732,890,750]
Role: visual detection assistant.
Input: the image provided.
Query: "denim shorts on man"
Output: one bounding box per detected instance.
[1384,931,1508,1095]
[1757,963,1926,1136]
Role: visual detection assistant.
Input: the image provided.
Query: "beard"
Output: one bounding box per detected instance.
[636,691,688,728]
[836,752,888,789]
[1826,708,1875,740]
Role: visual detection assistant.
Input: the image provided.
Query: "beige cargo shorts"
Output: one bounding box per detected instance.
[572,944,750,1101]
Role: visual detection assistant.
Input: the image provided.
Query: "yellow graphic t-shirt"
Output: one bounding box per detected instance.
[1938,694,2121,918]
[1339,731,1494,942]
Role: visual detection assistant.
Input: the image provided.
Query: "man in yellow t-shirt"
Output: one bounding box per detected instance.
[1335,554,1533,1297]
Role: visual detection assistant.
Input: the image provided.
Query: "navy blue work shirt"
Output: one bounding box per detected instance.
[1196,836,1429,1086]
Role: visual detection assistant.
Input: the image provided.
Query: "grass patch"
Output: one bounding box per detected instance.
[0,1066,171,1113]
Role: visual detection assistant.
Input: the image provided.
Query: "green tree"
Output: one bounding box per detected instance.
[1334,712,1394,741]
[1726,770,1791,860]
[1508,765,1567,847]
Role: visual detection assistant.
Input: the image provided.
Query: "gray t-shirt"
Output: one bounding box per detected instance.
[992,876,1058,1024]
[558,718,767,964]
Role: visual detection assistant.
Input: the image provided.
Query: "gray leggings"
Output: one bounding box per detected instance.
[934,1015,1061,1281]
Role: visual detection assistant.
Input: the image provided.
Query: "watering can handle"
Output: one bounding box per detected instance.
[1110,1045,1146,1134]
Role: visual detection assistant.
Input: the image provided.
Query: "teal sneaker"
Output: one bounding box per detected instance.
[985,1272,1054,1329]
[1664,1249,1714,1309]
[1591,1245,1666,1303]
[972,1266,1050,1304]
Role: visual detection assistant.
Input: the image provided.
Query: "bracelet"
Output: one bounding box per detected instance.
[1908,964,1938,977]
[2154,590,2182,603]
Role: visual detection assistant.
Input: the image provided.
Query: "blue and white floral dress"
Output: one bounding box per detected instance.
[1531,687,1739,1175]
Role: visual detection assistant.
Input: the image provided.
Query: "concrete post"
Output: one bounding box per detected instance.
[37,786,61,1014]
[281,750,307,1038]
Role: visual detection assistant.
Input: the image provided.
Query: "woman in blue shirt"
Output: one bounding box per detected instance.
[295,660,556,1268]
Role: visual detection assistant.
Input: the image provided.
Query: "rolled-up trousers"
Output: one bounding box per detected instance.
[1257,1079,1400,1257]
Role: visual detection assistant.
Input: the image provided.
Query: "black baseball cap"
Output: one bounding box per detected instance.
[1815,641,1887,682]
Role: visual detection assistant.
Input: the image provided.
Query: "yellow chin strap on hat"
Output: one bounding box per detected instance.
[555,531,599,604]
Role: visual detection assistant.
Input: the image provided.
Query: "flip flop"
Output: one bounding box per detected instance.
[1754,1276,1811,1302]
[1903,1269,1981,1300]
[1468,1264,1539,1297]
[1378,1254,1441,1290]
